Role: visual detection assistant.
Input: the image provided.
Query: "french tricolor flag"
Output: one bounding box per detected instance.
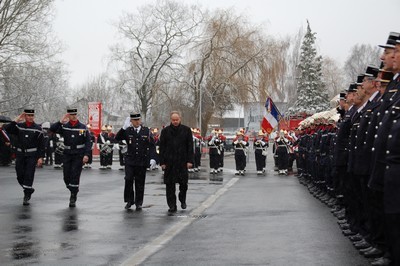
[261,97,281,133]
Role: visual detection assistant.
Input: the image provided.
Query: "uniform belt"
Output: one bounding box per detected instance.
[235,147,244,150]
[64,144,85,150]
[209,146,218,148]
[278,145,287,147]
[255,148,264,150]
[17,148,37,152]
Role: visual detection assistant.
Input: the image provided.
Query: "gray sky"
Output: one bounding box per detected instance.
[53,0,400,88]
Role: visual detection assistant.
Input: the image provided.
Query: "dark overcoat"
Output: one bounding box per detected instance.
[159,123,194,184]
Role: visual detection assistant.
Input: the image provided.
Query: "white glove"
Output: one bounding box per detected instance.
[150,159,156,169]
[233,140,238,145]
[122,116,131,130]
[106,140,110,145]
[241,141,247,145]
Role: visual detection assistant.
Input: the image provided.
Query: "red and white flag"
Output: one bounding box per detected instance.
[261,97,281,134]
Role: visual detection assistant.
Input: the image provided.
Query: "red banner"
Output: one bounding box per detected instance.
[88,102,102,136]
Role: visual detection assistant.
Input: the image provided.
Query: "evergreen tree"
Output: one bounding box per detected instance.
[288,20,329,115]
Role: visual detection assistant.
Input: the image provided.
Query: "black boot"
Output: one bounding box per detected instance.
[69,192,77,208]
[23,188,34,206]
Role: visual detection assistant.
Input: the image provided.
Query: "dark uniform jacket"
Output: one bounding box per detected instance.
[383,103,400,213]
[353,96,381,175]
[4,121,45,159]
[50,121,91,157]
[334,107,356,167]
[159,123,194,184]
[115,126,156,167]
[369,81,400,191]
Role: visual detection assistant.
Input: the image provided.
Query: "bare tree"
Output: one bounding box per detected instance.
[343,44,381,83]
[182,9,288,134]
[322,57,346,99]
[0,0,59,68]
[0,0,68,121]
[0,60,69,121]
[109,0,204,123]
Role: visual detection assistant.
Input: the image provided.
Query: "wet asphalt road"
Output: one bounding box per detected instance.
[0,150,370,266]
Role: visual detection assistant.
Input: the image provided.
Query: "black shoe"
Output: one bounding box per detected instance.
[168,206,177,213]
[363,247,383,258]
[125,202,132,209]
[348,233,363,242]
[136,205,142,211]
[354,241,371,250]
[359,246,374,255]
[22,189,34,206]
[69,194,77,208]
[23,195,30,206]
[342,229,356,236]
[181,202,187,209]
[371,257,392,266]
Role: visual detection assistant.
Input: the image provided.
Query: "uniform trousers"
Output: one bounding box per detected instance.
[100,151,113,166]
[119,150,125,166]
[45,148,53,165]
[15,155,37,193]
[54,152,63,165]
[276,147,288,171]
[166,182,187,209]
[234,150,246,171]
[219,149,224,168]
[124,165,146,206]
[385,213,400,266]
[63,153,84,194]
[254,150,266,171]
[209,151,219,170]
[87,150,93,164]
[194,148,201,168]
[367,189,386,252]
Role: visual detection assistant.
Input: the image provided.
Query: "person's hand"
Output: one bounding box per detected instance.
[161,164,166,170]
[187,162,193,169]
[14,113,25,123]
[83,155,89,163]
[150,159,157,169]
[122,117,131,130]
[60,113,70,123]
[37,158,43,167]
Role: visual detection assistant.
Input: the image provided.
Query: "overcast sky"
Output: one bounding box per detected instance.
[53,0,400,88]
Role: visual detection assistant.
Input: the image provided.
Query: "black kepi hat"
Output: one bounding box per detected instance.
[376,70,394,83]
[356,75,364,86]
[67,108,78,115]
[347,83,357,93]
[379,32,400,49]
[24,109,35,114]
[130,113,141,120]
[364,65,379,78]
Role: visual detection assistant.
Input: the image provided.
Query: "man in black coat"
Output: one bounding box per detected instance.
[159,111,194,213]
[115,113,156,210]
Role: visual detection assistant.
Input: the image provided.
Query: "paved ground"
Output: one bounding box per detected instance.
[0,150,370,265]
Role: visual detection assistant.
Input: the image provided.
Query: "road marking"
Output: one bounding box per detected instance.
[121,177,239,266]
